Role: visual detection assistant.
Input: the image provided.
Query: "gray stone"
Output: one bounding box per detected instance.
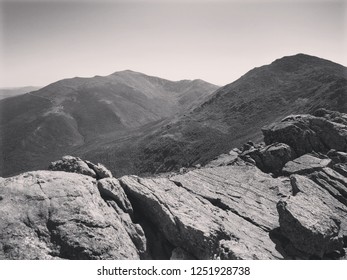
[97,178,133,216]
[289,175,347,240]
[241,143,295,174]
[85,160,113,179]
[120,165,285,260]
[282,154,332,175]
[262,112,347,156]
[48,156,96,178]
[277,195,343,257]
[0,171,141,259]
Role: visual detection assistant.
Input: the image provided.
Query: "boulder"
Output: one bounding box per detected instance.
[288,175,347,240]
[277,195,343,257]
[48,156,96,178]
[313,108,347,125]
[241,143,295,174]
[85,160,112,179]
[258,143,296,174]
[0,171,141,259]
[282,154,332,175]
[262,112,347,156]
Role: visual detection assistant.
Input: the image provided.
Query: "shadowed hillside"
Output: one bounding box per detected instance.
[0,86,41,100]
[0,71,217,177]
[112,54,347,175]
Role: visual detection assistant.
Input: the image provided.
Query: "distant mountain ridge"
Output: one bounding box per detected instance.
[0,70,218,177]
[1,54,346,178]
[0,86,41,100]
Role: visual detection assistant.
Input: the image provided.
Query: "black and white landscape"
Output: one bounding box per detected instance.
[0,0,346,260]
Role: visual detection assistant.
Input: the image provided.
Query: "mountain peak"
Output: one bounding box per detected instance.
[110,69,144,77]
[269,53,343,72]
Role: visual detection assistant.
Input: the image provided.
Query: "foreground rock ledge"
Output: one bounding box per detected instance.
[0,171,140,259]
[119,167,284,260]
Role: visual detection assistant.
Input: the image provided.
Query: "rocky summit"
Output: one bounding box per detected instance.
[1,109,347,260]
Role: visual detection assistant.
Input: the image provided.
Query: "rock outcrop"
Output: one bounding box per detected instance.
[120,166,284,260]
[240,143,296,174]
[262,110,347,156]
[1,109,347,260]
[48,156,113,180]
[282,154,332,175]
[0,171,141,259]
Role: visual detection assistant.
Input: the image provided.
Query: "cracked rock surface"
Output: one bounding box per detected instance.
[120,167,284,260]
[0,171,140,259]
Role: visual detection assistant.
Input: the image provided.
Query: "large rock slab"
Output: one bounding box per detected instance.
[282,154,332,175]
[309,168,347,206]
[284,175,347,243]
[0,171,141,259]
[171,165,286,231]
[120,165,285,260]
[277,194,343,257]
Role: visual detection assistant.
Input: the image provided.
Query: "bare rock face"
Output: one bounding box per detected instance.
[85,160,113,179]
[282,154,332,175]
[241,143,296,174]
[277,196,343,258]
[120,165,285,260]
[171,165,284,231]
[49,156,113,180]
[0,171,141,259]
[290,175,347,236]
[97,178,133,216]
[277,175,346,257]
[96,177,146,256]
[262,111,347,156]
[309,168,347,206]
[48,156,97,178]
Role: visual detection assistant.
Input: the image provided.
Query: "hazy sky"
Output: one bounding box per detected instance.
[0,0,346,87]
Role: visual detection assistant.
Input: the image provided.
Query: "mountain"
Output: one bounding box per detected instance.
[2,54,346,178]
[0,86,41,100]
[0,71,218,177]
[124,54,347,174]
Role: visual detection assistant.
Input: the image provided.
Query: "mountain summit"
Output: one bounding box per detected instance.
[133,54,347,174]
[0,71,217,177]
